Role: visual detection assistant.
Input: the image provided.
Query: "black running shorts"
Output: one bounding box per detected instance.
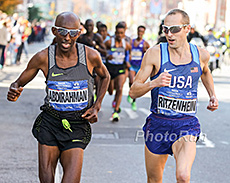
[32,111,91,151]
[105,62,125,80]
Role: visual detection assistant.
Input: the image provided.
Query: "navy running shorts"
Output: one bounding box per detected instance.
[32,111,91,151]
[143,113,200,155]
[130,64,141,74]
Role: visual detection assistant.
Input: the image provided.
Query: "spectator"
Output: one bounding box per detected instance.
[0,21,8,68]
[187,24,207,46]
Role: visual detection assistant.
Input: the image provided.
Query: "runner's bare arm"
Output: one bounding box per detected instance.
[82,48,110,123]
[7,49,48,102]
[143,41,150,53]
[129,46,172,99]
[90,50,110,110]
[104,39,113,60]
[95,33,107,55]
[126,41,132,68]
[199,48,218,111]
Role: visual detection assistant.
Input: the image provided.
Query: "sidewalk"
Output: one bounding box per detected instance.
[0,41,49,89]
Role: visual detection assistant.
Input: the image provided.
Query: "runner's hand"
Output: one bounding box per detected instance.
[82,107,98,123]
[153,72,172,87]
[7,83,23,102]
[106,55,113,60]
[207,96,218,111]
[126,62,131,69]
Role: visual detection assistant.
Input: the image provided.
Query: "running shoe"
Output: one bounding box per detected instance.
[110,112,120,122]
[127,95,133,104]
[131,102,137,111]
[117,107,121,113]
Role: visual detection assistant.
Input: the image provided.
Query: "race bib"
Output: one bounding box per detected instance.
[158,95,197,114]
[108,47,125,65]
[131,49,142,60]
[47,80,88,111]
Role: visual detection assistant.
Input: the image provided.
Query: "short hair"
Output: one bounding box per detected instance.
[85,19,93,25]
[118,21,127,28]
[99,24,107,30]
[165,8,190,24]
[138,25,146,30]
[115,22,125,30]
[96,21,102,26]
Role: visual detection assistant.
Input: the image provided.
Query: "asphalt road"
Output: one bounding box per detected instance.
[0,42,230,183]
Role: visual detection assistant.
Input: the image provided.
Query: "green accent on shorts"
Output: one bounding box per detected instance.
[62,119,73,132]
[72,139,83,142]
[119,69,125,73]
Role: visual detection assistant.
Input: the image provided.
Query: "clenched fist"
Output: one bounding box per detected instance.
[7,83,23,102]
[153,72,172,88]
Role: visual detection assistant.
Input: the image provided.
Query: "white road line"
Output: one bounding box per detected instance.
[123,107,139,119]
[91,144,144,147]
[139,108,151,116]
[55,162,62,183]
[220,141,229,145]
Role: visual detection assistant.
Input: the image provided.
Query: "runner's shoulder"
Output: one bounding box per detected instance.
[32,47,49,63]
[85,46,101,61]
[141,45,160,67]
[196,46,210,64]
[94,32,103,39]
[145,44,160,56]
[76,34,84,42]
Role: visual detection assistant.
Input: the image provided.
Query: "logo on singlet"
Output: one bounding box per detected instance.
[164,68,177,73]
[52,72,64,77]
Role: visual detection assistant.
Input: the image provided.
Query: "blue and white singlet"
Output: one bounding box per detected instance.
[150,43,202,117]
[130,39,144,66]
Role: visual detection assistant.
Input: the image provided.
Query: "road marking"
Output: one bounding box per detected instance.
[55,162,62,182]
[139,108,151,116]
[91,144,144,147]
[220,141,229,145]
[123,107,139,119]
[92,132,119,139]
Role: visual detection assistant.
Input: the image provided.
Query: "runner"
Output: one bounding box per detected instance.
[98,23,110,64]
[129,9,218,183]
[117,21,132,44]
[77,19,106,55]
[105,23,131,121]
[117,21,132,80]
[77,19,107,99]
[96,21,102,33]
[127,25,150,111]
[7,12,110,183]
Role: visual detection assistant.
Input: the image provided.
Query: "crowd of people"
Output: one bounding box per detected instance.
[76,19,150,121]
[0,11,47,69]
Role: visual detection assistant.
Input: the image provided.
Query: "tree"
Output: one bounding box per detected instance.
[28,6,42,22]
[0,0,23,15]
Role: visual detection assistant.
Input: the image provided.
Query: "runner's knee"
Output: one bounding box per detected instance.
[39,168,54,183]
[39,159,57,183]
[147,175,163,183]
[176,169,190,183]
[115,82,123,93]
